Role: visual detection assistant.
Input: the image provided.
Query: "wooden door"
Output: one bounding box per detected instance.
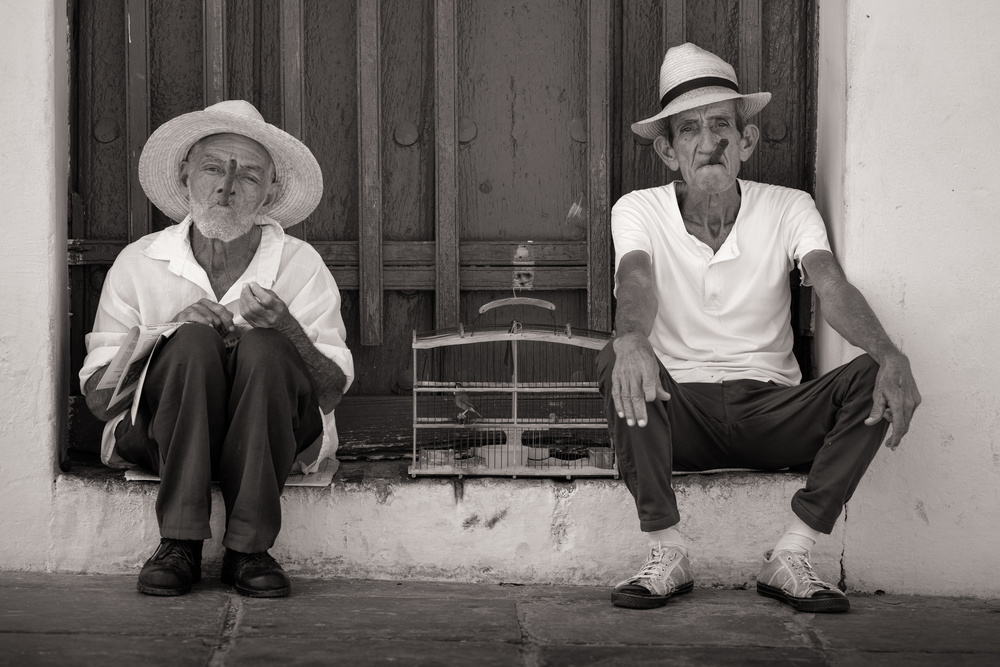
[69,0,816,457]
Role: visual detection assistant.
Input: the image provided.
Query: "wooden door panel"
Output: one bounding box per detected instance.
[456,0,588,242]
[340,291,435,395]
[685,1,740,66]
[381,0,436,243]
[760,0,814,192]
[226,0,284,126]
[303,0,358,242]
[75,0,129,241]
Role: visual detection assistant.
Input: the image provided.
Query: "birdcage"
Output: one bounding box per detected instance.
[409,297,616,479]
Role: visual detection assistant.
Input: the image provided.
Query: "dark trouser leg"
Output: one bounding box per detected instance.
[114,323,228,541]
[220,328,322,553]
[598,344,888,535]
[596,344,733,532]
[726,355,889,534]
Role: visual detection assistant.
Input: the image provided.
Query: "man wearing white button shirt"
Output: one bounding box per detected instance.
[598,44,920,613]
[80,101,354,599]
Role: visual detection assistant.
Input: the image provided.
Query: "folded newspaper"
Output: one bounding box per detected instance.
[94,322,186,422]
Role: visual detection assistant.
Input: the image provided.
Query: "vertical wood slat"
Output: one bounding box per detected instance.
[662,0,686,49]
[279,0,306,240]
[587,0,612,332]
[739,0,763,182]
[279,0,303,140]
[434,0,459,329]
[125,0,150,242]
[357,0,384,345]
[203,0,227,105]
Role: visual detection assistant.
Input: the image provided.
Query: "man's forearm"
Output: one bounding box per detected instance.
[614,255,659,339]
[806,250,903,365]
[276,318,347,413]
[819,281,901,364]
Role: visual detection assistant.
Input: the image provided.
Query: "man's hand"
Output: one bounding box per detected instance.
[240,282,292,330]
[865,351,921,450]
[171,299,235,335]
[611,332,671,427]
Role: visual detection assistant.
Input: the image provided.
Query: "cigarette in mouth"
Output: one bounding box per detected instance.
[219,159,237,206]
[708,139,729,165]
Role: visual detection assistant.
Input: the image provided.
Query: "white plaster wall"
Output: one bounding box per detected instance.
[0,0,67,569]
[818,0,1000,596]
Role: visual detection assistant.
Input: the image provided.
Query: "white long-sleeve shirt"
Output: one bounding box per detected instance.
[80,214,354,473]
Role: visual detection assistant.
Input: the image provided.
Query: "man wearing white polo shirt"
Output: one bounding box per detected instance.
[598,43,921,613]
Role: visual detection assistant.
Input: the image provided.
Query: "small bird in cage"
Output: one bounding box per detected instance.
[454,383,482,424]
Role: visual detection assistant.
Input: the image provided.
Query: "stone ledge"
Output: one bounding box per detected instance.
[50,458,845,589]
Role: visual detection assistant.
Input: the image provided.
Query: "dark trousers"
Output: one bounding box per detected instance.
[597,346,889,534]
[114,324,323,553]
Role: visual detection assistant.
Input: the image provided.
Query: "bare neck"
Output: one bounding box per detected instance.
[190,224,262,299]
[676,182,742,253]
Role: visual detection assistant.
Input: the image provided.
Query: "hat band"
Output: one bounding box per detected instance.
[660,76,740,109]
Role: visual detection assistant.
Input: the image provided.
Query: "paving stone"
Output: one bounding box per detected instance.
[292,578,607,603]
[522,592,808,648]
[228,637,523,666]
[237,596,522,642]
[0,573,134,590]
[537,645,827,666]
[0,634,213,667]
[831,651,1000,667]
[0,587,227,637]
[809,595,1000,653]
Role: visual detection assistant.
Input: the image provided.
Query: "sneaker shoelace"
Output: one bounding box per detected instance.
[631,546,673,583]
[787,552,831,590]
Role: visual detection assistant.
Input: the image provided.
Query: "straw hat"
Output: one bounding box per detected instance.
[632,43,771,140]
[138,100,323,228]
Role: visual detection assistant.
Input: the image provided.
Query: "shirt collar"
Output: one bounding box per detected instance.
[141,214,286,295]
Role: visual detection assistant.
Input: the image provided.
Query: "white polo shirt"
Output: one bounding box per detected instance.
[80,214,355,472]
[612,180,832,386]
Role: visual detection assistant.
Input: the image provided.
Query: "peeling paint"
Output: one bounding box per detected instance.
[550,486,576,552]
[914,501,929,525]
[484,509,508,530]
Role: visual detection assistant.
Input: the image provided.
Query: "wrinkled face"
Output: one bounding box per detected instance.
[655,101,757,196]
[180,133,277,241]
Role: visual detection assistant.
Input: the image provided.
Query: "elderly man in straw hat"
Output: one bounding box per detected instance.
[80,100,354,598]
[598,43,920,613]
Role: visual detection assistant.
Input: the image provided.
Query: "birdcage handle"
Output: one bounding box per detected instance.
[478,297,556,314]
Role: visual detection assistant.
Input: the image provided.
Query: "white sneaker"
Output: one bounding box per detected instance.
[611,543,694,609]
[757,549,849,613]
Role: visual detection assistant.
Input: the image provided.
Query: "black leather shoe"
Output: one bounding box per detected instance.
[136,539,202,596]
[221,549,291,598]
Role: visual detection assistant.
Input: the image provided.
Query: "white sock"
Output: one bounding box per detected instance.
[646,527,687,556]
[773,516,821,555]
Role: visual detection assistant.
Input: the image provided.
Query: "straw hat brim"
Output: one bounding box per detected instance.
[631,89,771,140]
[138,110,323,228]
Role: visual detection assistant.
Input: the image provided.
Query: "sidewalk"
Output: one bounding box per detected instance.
[1,572,998,666]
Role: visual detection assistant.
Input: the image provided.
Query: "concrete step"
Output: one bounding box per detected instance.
[51,460,845,589]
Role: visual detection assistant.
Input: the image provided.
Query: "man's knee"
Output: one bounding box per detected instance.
[162,323,226,364]
[846,353,879,389]
[234,328,303,380]
[238,327,293,358]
